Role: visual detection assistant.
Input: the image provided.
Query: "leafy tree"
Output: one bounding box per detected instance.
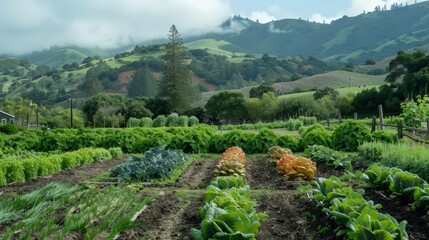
[124,97,153,120]
[128,67,156,97]
[313,87,339,100]
[42,106,84,128]
[249,84,276,98]
[82,93,126,126]
[157,25,195,114]
[386,51,429,97]
[205,91,247,124]
[246,98,262,122]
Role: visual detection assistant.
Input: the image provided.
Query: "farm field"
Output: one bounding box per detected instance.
[1,152,428,239]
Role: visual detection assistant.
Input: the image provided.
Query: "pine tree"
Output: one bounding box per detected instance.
[128,67,156,97]
[157,25,195,114]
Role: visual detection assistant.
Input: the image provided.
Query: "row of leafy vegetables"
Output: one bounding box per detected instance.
[192,147,266,240]
[363,163,429,210]
[311,176,408,240]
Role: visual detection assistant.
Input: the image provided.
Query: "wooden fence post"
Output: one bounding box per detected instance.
[378,104,384,130]
[371,116,377,132]
[427,118,429,132]
[327,116,330,128]
[354,112,358,120]
[339,113,342,123]
[397,120,403,138]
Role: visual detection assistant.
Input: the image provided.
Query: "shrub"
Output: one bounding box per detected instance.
[0,123,22,135]
[331,120,372,151]
[188,116,199,126]
[277,134,299,152]
[177,116,188,127]
[372,130,398,144]
[152,115,167,127]
[250,128,279,153]
[0,159,25,184]
[140,117,153,127]
[166,113,179,127]
[299,124,331,149]
[127,118,141,128]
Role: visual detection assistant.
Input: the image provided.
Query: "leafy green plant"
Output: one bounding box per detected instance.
[210,176,246,189]
[127,117,141,128]
[110,145,188,182]
[372,130,398,144]
[400,95,429,128]
[305,145,352,170]
[166,113,180,127]
[277,134,299,152]
[299,124,331,149]
[331,120,371,151]
[250,128,279,153]
[178,115,189,127]
[191,177,266,240]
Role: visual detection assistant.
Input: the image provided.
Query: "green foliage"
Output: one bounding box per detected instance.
[311,176,408,239]
[108,147,124,158]
[400,95,429,128]
[153,115,167,127]
[188,116,199,126]
[250,128,278,154]
[363,163,429,210]
[157,25,195,113]
[358,142,429,180]
[371,130,398,143]
[178,115,189,127]
[205,91,247,124]
[0,123,22,135]
[191,177,266,239]
[110,145,188,182]
[299,124,331,149]
[210,176,246,190]
[305,145,352,170]
[140,117,153,127]
[277,134,299,152]
[127,117,141,128]
[166,113,180,127]
[331,120,371,151]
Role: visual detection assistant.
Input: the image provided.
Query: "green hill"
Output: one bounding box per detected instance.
[200,70,386,103]
[190,1,429,63]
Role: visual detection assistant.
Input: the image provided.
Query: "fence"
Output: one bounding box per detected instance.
[319,104,429,144]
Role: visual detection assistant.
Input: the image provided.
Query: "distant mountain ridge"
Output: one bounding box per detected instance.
[5,1,429,68]
[188,1,429,63]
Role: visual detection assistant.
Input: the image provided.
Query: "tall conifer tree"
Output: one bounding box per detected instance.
[157,25,194,113]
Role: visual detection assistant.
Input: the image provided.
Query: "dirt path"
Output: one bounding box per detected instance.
[175,158,217,189]
[1,156,127,196]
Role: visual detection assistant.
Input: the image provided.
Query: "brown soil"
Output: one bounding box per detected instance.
[0,156,127,196]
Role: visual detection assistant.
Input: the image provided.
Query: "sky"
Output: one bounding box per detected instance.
[0,0,423,55]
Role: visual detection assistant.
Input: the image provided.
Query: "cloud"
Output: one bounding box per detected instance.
[310,0,418,23]
[0,0,231,54]
[248,11,276,23]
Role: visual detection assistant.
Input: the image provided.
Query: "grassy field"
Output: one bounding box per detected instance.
[201,70,386,103]
[278,85,381,99]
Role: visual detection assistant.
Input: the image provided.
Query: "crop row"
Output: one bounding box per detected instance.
[192,147,266,239]
[311,176,408,239]
[358,141,429,181]
[0,183,156,239]
[0,147,122,186]
[363,163,429,210]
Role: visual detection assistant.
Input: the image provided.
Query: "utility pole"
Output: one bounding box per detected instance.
[70,98,73,128]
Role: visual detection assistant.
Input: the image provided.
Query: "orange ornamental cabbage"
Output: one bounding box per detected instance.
[276,155,297,175]
[221,146,246,164]
[283,157,317,180]
[267,146,292,165]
